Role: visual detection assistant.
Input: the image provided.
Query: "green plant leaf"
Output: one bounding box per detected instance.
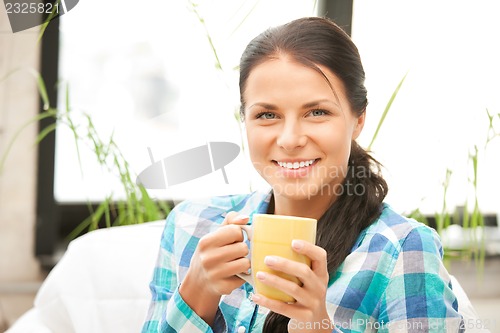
[89,201,108,231]
[66,217,92,241]
[406,207,428,225]
[230,0,261,36]
[188,0,223,71]
[37,0,61,44]
[462,201,469,229]
[0,110,57,174]
[104,197,112,228]
[368,72,408,150]
[23,68,50,110]
[34,122,57,146]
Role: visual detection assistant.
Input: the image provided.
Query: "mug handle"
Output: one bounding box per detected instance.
[236,225,253,286]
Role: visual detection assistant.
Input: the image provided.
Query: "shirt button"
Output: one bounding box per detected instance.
[237,326,246,333]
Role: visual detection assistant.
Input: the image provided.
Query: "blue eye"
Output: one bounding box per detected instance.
[257,112,277,119]
[310,109,328,117]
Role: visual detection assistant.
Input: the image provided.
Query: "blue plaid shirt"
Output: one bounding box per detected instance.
[142,191,463,332]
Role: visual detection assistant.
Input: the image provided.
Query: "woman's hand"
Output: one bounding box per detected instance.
[188,211,251,295]
[179,212,250,326]
[251,240,332,333]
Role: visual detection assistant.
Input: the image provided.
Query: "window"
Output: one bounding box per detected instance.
[352,0,500,214]
[55,0,319,202]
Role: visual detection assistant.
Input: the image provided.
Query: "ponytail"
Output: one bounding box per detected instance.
[263,142,388,332]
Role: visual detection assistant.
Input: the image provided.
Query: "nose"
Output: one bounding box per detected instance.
[276,119,307,151]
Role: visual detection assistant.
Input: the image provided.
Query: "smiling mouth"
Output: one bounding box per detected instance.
[273,159,319,169]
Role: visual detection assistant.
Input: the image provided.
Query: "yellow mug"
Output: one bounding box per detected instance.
[238,214,317,303]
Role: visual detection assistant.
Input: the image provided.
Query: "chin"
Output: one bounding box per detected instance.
[271,178,345,200]
[271,182,321,201]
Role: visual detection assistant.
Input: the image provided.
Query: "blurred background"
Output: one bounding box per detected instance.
[1,0,499,331]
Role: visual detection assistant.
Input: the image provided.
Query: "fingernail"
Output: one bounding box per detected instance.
[292,240,304,250]
[236,214,250,220]
[250,294,261,302]
[256,271,266,280]
[264,256,277,266]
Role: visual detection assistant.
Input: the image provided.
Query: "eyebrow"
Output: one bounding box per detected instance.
[248,102,278,110]
[302,99,339,108]
[249,99,338,110]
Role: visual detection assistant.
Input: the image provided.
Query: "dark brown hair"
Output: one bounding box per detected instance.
[239,17,388,332]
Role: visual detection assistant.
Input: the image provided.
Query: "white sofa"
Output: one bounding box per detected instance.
[7,221,166,333]
[8,220,486,332]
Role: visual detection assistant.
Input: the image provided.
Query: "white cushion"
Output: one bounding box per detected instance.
[5,308,51,333]
[7,221,165,333]
[450,275,489,332]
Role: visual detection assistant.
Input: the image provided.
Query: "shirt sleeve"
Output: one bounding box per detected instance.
[378,225,464,332]
[141,204,227,333]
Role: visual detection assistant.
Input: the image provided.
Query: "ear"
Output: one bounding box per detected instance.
[352,111,366,139]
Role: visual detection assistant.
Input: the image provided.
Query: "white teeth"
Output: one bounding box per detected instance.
[276,159,316,169]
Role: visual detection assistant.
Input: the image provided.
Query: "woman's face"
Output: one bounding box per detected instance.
[243,57,365,201]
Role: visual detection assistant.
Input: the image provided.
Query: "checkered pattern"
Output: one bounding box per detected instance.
[142,192,464,332]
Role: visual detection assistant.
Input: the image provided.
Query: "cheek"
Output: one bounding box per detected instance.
[315,126,352,162]
[247,124,274,142]
[324,140,352,179]
[246,128,259,149]
[246,126,269,162]
[333,139,353,164]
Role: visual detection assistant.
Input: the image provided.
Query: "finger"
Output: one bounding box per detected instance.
[291,240,328,278]
[202,224,247,248]
[263,256,314,286]
[203,240,249,266]
[218,275,247,295]
[212,257,251,279]
[222,211,239,225]
[252,292,330,328]
[222,211,250,226]
[255,271,309,304]
[251,293,295,318]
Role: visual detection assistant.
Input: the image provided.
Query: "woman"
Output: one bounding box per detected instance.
[142,17,463,332]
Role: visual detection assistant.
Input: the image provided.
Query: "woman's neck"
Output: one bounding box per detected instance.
[271,192,336,221]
